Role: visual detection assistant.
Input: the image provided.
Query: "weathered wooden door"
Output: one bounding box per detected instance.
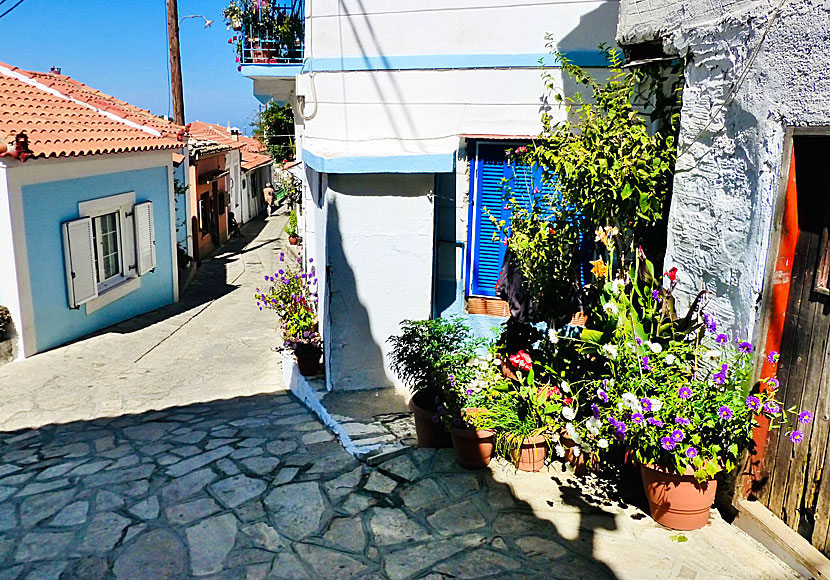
[758,136,830,554]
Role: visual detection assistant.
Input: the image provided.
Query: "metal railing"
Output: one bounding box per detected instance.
[241,1,304,65]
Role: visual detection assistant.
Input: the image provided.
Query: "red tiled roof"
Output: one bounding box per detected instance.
[189,121,272,171]
[0,62,182,161]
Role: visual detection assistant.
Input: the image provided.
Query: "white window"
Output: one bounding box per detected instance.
[62,192,156,312]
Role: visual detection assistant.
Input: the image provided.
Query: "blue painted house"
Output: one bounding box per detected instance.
[0,62,183,358]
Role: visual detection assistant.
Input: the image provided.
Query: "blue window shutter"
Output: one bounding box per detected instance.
[470,145,507,297]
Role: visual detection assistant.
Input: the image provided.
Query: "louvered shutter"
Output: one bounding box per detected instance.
[470,145,509,297]
[62,217,98,308]
[134,201,156,275]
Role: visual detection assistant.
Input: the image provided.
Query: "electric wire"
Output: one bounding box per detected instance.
[0,0,27,20]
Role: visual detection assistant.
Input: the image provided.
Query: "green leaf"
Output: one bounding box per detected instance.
[581,329,604,343]
[669,533,688,543]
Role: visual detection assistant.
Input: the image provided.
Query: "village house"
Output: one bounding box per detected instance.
[0,62,183,359]
[614,0,830,574]
[241,0,620,394]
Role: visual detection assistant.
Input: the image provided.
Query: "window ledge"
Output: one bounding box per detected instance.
[85,277,141,314]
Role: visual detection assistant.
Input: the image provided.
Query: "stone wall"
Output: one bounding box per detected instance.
[616,0,830,337]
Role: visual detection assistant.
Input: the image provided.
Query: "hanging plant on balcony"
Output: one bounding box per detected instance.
[222,1,244,30]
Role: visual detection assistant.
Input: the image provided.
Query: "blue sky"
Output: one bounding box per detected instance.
[1,0,262,134]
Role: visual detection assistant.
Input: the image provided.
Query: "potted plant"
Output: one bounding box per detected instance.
[222,1,244,30]
[0,305,10,338]
[256,254,321,376]
[388,317,480,448]
[286,210,299,245]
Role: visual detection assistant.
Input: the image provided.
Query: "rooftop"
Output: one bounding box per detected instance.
[188,121,272,171]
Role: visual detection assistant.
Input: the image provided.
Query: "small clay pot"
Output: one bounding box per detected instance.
[451,426,495,470]
[640,463,718,530]
[288,235,299,245]
[409,392,452,449]
[516,434,547,472]
[294,344,321,376]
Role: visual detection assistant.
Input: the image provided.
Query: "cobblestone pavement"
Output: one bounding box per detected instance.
[0,213,804,580]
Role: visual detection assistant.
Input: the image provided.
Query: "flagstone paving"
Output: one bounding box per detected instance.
[0,211,805,579]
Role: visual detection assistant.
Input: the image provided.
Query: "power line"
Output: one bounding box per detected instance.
[0,0,27,20]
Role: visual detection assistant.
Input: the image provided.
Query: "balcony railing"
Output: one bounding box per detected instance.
[240,1,304,65]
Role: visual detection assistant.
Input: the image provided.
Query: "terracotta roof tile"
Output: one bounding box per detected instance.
[0,62,181,161]
[189,121,272,170]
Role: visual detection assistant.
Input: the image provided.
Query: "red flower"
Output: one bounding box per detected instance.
[509,350,532,372]
[563,397,573,406]
[664,267,678,282]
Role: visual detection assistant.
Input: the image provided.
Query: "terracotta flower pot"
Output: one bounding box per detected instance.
[640,463,718,530]
[560,434,588,475]
[451,426,495,470]
[516,434,547,472]
[409,392,452,449]
[294,344,321,377]
[288,235,299,245]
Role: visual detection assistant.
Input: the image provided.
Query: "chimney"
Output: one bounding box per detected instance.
[50,66,61,74]
[230,127,240,142]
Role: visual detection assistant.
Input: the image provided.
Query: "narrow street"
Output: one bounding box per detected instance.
[0,215,804,580]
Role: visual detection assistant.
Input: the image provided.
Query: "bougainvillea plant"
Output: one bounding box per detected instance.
[255,253,320,350]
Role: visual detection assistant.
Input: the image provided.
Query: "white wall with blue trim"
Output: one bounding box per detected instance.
[20,164,175,354]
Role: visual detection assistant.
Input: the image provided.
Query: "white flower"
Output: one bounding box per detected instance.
[493,358,501,366]
[602,344,619,360]
[664,354,677,366]
[572,446,582,457]
[603,302,619,316]
[555,445,566,458]
[480,361,489,370]
[560,381,570,393]
[611,279,625,295]
[565,423,582,444]
[586,417,601,434]
[617,401,625,411]
[706,350,721,360]
[548,328,559,344]
[486,352,494,361]
[648,342,662,353]
[621,392,642,413]
[597,438,609,449]
[607,378,615,387]
[562,407,576,421]
[650,398,663,413]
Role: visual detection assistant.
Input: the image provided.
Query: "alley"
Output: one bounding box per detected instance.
[0,215,805,580]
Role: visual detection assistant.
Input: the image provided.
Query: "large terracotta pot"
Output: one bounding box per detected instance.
[516,434,547,472]
[640,463,718,530]
[560,434,588,475]
[451,426,495,470]
[409,392,452,449]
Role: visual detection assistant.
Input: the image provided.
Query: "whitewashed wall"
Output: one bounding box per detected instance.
[325,173,434,393]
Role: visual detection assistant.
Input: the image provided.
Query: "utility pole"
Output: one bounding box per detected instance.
[167,0,185,126]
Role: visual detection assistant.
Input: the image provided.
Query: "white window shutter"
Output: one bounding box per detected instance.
[62,217,98,308]
[134,201,156,276]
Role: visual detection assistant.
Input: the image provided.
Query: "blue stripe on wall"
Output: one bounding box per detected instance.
[302,150,455,174]
[21,166,175,353]
[242,50,609,77]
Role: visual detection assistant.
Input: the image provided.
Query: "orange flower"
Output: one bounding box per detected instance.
[590,258,608,279]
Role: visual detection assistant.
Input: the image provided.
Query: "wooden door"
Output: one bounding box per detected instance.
[758,136,830,554]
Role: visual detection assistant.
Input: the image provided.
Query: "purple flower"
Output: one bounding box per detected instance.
[717,405,734,420]
[631,413,644,424]
[614,424,627,440]
[264,275,269,281]
[652,289,661,303]
[703,312,716,333]
[713,373,726,385]
[278,269,284,275]
[280,252,285,261]
[661,437,676,450]
[466,389,473,396]
[647,417,664,427]
[449,374,456,388]
[678,386,692,400]
[686,446,698,459]
[636,337,643,345]
[432,415,440,424]
[591,403,600,419]
[790,430,804,444]
[671,429,685,442]
[716,333,728,344]
[641,356,651,372]
[767,377,780,389]
[437,405,446,414]
[598,390,609,403]
[798,410,814,424]
[745,396,761,411]
[309,258,313,263]
[764,401,781,414]
[738,342,754,354]
[675,416,690,426]
[768,351,779,364]
[640,398,652,413]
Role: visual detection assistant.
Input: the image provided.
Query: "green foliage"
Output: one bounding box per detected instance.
[173,178,188,235]
[255,255,319,349]
[285,210,298,237]
[253,101,295,161]
[223,1,304,62]
[0,305,11,335]
[387,317,481,400]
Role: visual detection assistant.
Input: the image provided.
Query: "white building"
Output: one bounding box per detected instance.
[242,0,620,394]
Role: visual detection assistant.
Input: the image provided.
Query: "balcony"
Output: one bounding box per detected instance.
[229,0,304,102]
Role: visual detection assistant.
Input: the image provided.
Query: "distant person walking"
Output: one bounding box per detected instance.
[263,182,275,216]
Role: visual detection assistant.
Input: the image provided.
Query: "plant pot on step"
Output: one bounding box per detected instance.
[409,391,452,449]
[293,343,321,377]
[451,425,495,470]
[639,462,718,530]
[560,434,588,475]
[288,235,299,245]
[516,434,547,472]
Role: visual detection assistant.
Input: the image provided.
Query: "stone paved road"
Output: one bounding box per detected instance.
[0,213,805,580]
